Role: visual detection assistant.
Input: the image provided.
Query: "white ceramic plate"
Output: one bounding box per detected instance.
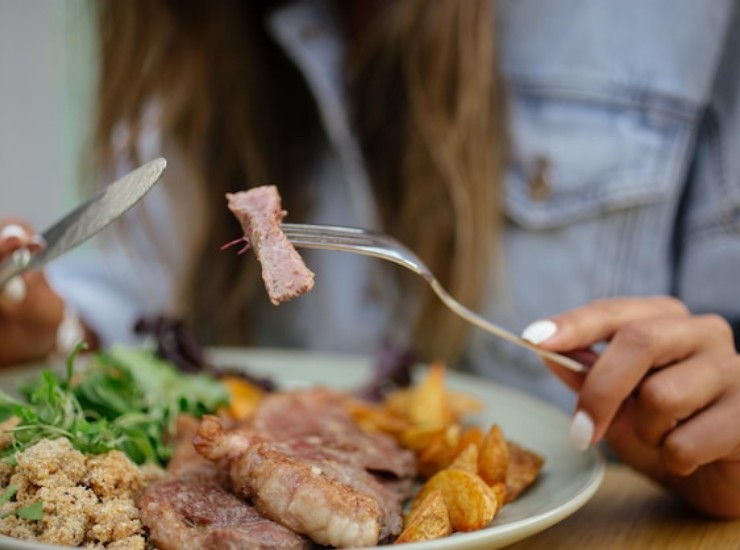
[0,347,604,550]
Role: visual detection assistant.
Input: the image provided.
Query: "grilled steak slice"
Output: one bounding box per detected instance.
[194,419,379,547]
[226,185,314,305]
[138,478,309,550]
[194,390,416,548]
[248,388,416,480]
[166,415,229,486]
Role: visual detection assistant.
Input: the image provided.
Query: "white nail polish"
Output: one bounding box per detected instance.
[521,319,557,344]
[570,410,594,451]
[0,224,27,242]
[55,306,86,358]
[1,276,27,304]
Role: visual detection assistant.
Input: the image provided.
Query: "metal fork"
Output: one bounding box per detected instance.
[281,223,586,373]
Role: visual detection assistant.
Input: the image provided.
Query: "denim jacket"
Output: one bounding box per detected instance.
[48,0,740,412]
[471,0,740,410]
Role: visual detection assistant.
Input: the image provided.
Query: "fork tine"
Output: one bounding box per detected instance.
[282,223,368,238]
[282,223,385,247]
[282,223,425,276]
[282,231,374,247]
[282,223,367,237]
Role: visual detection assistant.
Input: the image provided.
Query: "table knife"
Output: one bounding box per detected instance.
[0,157,166,288]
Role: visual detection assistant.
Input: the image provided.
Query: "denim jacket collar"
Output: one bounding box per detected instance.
[267,0,379,230]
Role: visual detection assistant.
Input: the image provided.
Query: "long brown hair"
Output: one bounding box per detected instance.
[92,0,504,363]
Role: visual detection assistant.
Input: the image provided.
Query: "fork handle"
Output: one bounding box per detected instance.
[429,279,587,373]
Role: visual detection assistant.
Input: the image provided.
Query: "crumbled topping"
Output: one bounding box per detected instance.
[0,438,160,549]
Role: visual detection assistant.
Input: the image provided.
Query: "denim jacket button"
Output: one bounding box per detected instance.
[529,155,552,201]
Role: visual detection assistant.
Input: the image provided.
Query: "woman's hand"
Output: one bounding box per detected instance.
[0,220,66,366]
[522,296,740,518]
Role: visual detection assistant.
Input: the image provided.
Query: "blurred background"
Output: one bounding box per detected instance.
[0,0,94,227]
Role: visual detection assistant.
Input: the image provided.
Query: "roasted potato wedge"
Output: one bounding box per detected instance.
[395,490,452,544]
[505,441,545,502]
[489,481,507,508]
[447,442,479,475]
[455,425,484,456]
[408,362,453,429]
[479,424,509,486]
[416,424,461,478]
[412,469,498,532]
[400,425,447,453]
[344,398,409,435]
[383,388,414,419]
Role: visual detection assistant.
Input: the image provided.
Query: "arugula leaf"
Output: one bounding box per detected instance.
[0,485,15,506]
[15,501,43,521]
[0,485,43,521]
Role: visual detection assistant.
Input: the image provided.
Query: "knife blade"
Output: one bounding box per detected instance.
[0,157,167,288]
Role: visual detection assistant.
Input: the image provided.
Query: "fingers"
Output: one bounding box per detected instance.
[0,223,31,306]
[11,270,65,326]
[661,388,740,476]
[0,275,27,306]
[0,220,64,357]
[522,297,737,451]
[0,223,29,253]
[0,221,45,307]
[577,314,732,444]
[542,348,598,392]
[631,354,730,448]
[0,221,44,256]
[0,220,88,365]
[522,295,690,398]
[604,400,666,479]
[0,271,65,365]
[523,296,690,352]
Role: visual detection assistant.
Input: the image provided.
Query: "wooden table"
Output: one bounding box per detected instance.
[505,464,740,549]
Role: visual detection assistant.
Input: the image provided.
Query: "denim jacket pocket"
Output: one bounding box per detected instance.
[503,86,699,230]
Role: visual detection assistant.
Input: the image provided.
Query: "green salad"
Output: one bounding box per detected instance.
[0,344,229,466]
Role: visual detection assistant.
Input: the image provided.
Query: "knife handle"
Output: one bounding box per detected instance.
[0,248,32,289]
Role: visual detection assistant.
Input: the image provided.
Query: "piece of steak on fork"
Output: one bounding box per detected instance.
[226,185,314,305]
[194,389,417,548]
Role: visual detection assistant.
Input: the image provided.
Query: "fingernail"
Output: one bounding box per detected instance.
[0,224,28,244]
[521,319,557,344]
[1,275,27,304]
[570,410,594,451]
[27,235,46,253]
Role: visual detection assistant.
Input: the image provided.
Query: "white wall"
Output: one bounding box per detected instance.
[0,0,94,228]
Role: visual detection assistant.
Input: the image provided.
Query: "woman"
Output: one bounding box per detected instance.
[2,0,740,517]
